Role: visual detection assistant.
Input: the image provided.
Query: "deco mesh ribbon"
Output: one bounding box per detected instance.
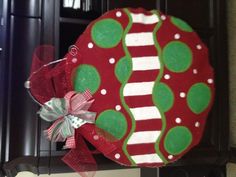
[27,45,98,176]
[27,45,70,104]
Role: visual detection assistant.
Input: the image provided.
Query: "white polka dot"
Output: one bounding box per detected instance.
[164,74,170,80]
[115,153,121,159]
[72,58,77,63]
[195,122,200,127]
[24,81,30,89]
[93,135,99,140]
[101,89,107,95]
[161,15,166,20]
[180,92,186,98]
[175,118,182,124]
[174,33,181,40]
[168,155,173,160]
[116,11,122,17]
[193,69,198,74]
[115,105,121,111]
[196,44,202,50]
[109,58,115,64]
[207,79,214,84]
[88,42,93,48]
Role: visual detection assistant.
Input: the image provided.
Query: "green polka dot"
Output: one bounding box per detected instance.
[73,64,101,94]
[91,19,123,48]
[163,41,192,73]
[153,83,174,112]
[187,83,211,114]
[96,110,127,140]
[115,56,132,83]
[171,17,193,32]
[164,126,192,155]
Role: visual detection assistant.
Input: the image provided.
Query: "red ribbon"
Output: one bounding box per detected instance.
[62,131,97,177]
[30,45,98,176]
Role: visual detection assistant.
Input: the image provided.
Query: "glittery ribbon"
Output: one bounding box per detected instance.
[38,90,96,149]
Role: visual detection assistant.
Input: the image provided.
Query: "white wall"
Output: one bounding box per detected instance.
[16,169,140,177]
[227,0,236,176]
[228,0,236,147]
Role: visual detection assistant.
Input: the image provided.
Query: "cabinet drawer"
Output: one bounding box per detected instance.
[11,0,42,17]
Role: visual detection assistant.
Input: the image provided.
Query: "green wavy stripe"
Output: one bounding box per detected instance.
[120,8,136,165]
[151,10,168,164]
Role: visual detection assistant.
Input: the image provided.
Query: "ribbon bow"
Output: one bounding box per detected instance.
[38,90,96,149]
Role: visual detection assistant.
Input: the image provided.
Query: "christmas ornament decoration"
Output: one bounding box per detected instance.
[26,7,215,172]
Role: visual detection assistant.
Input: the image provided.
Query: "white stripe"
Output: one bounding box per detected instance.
[132,56,160,71]
[127,131,161,144]
[125,32,154,46]
[130,106,161,120]
[123,81,154,96]
[131,153,163,163]
[131,13,159,24]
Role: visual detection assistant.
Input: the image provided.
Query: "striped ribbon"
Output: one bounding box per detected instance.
[39,90,96,149]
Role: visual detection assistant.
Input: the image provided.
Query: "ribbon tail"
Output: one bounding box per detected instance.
[78,112,96,124]
[69,90,94,114]
[64,135,76,149]
[62,131,97,177]
[45,117,65,142]
[70,100,94,114]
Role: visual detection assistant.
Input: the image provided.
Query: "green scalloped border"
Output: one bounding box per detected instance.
[120,8,136,165]
[151,10,168,164]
